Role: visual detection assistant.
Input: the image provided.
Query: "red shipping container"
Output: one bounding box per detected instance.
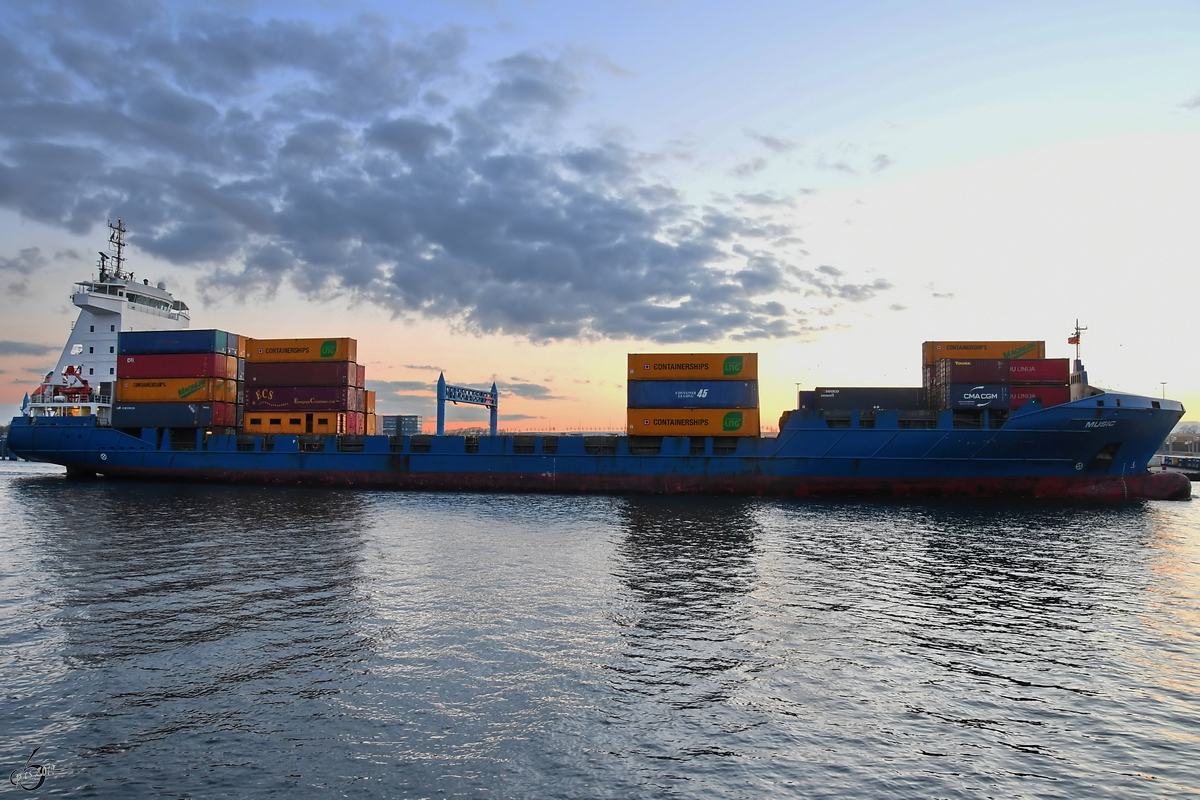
[243,361,357,387]
[116,353,234,380]
[214,401,236,427]
[935,358,1009,385]
[1010,385,1070,409]
[1009,358,1070,384]
[355,364,366,389]
[354,387,366,412]
[245,385,355,411]
[346,412,366,435]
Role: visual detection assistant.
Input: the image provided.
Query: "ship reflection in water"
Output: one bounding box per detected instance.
[2,463,1199,798]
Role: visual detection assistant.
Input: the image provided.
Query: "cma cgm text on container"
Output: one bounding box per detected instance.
[627,353,758,381]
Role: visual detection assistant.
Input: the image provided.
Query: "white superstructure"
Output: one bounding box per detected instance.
[26,219,190,424]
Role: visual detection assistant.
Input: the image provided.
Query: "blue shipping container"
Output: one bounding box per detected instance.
[942,383,1010,410]
[111,401,234,428]
[628,380,758,409]
[118,329,230,356]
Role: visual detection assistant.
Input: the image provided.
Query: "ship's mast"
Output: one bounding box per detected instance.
[97,217,130,282]
[1069,319,1087,361]
[1068,319,1091,401]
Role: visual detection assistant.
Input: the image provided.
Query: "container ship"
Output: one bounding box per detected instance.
[7,222,1190,501]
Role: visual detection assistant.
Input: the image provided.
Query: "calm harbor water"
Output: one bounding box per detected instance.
[2,460,1198,798]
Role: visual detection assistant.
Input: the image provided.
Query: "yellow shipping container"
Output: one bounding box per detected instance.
[364,390,376,415]
[626,408,760,437]
[366,413,377,436]
[245,337,357,363]
[627,353,758,381]
[922,341,1046,364]
[116,377,237,403]
[242,412,347,435]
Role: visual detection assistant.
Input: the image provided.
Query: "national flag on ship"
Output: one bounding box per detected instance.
[20,392,30,414]
[1067,334,1080,345]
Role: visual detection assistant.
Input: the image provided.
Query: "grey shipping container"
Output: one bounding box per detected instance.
[112,401,236,428]
[813,387,925,411]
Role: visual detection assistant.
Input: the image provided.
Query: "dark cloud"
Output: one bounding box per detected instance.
[1181,94,1200,109]
[818,157,856,174]
[784,264,891,302]
[871,154,895,173]
[500,381,558,400]
[735,192,794,207]
[730,157,768,178]
[403,364,442,371]
[746,130,796,153]
[0,247,48,274]
[0,340,58,356]
[0,246,49,295]
[0,1,894,343]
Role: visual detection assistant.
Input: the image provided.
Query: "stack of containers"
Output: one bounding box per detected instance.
[113,329,245,429]
[242,338,363,435]
[626,354,760,437]
[1008,358,1070,409]
[931,357,1013,411]
[927,348,1068,411]
[921,341,1046,406]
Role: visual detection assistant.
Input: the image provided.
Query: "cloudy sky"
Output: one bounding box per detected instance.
[2,0,1199,429]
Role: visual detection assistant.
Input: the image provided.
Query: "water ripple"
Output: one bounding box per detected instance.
[1,464,1198,797]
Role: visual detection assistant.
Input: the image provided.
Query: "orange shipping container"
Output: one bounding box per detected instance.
[364,390,376,415]
[245,337,357,363]
[626,408,760,437]
[242,412,347,435]
[922,341,1045,365]
[366,413,377,435]
[627,353,758,381]
[116,377,238,404]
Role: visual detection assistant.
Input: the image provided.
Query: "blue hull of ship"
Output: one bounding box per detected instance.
[7,393,1190,500]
